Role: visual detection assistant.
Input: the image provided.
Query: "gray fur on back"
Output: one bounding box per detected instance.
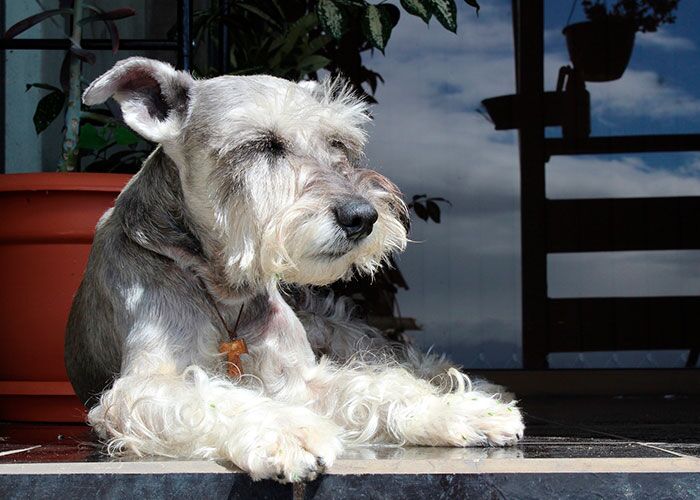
[66,148,214,406]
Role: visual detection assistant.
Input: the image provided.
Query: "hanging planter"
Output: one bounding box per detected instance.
[563,18,636,82]
[562,0,680,82]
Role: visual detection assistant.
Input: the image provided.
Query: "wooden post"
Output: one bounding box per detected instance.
[513,0,549,368]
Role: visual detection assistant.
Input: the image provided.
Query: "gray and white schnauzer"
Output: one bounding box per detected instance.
[65,57,524,483]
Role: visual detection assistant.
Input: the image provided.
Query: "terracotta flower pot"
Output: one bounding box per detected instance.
[0,173,130,422]
[563,18,636,82]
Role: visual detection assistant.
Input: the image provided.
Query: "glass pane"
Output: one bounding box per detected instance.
[366,1,522,368]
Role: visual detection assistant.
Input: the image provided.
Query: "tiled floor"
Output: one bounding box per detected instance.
[0,396,698,498]
[0,395,699,462]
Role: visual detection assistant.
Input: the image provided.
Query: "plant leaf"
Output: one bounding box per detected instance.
[428,0,457,32]
[297,55,332,74]
[114,125,140,146]
[362,4,399,52]
[82,6,135,53]
[78,123,109,150]
[300,34,332,60]
[3,9,72,39]
[428,196,452,206]
[383,4,401,27]
[401,0,432,23]
[32,89,65,134]
[80,7,136,22]
[412,201,428,221]
[102,19,120,53]
[237,4,281,29]
[317,0,347,39]
[464,0,480,16]
[426,200,441,223]
[412,194,427,201]
[70,42,96,64]
[267,12,319,69]
[26,83,62,93]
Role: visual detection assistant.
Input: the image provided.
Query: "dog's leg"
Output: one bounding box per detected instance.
[252,290,523,448]
[307,362,524,447]
[88,359,343,482]
[297,289,517,403]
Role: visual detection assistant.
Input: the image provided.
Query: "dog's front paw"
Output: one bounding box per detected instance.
[445,394,524,447]
[243,409,343,483]
[475,403,525,446]
[402,392,524,447]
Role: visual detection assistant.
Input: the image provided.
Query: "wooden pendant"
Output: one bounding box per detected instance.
[219,338,248,377]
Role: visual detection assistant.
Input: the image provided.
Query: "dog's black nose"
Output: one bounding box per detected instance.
[335,199,378,241]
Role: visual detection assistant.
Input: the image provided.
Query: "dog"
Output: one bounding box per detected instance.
[65,57,524,483]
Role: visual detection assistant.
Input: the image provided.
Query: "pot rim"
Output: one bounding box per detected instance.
[0,172,131,193]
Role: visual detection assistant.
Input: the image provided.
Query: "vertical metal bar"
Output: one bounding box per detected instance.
[220,0,230,74]
[178,0,193,70]
[59,0,83,172]
[515,0,549,368]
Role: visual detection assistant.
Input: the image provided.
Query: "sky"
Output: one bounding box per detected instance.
[363,0,700,368]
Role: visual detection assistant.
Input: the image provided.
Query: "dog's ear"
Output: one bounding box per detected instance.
[83,57,193,143]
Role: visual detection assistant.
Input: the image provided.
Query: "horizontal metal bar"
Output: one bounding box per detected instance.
[546,196,700,253]
[548,296,700,353]
[0,39,178,51]
[546,134,700,157]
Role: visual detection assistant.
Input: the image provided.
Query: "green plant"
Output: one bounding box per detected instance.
[581,0,679,32]
[6,1,481,171]
[192,0,480,101]
[3,1,140,171]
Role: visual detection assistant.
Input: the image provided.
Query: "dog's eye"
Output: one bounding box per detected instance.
[258,135,286,156]
[329,139,347,151]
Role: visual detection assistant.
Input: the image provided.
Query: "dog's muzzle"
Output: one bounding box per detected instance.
[334,198,378,241]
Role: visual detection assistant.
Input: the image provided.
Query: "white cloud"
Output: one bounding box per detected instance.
[637,29,696,51]
[588,68,700,119]
[547,155,700,199]
[549,251,700,298]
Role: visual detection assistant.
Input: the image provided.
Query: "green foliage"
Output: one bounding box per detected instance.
[581,0,679,32]
[78,123,109,150]
[400,0,432,23]
[3,9,73,39]
[464,0,481,16]
[362,4,400,52]
[4,4,136,171]
[428,0,458,32]
[194,0,480,101]
[78,119,151,173]
[317,0,348,39]
[25,84,65,134]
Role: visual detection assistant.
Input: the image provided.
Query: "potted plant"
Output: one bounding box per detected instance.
[0,1,135,422]
[563,0,679,82]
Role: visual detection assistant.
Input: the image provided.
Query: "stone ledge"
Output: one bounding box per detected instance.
[1,456,699,475]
